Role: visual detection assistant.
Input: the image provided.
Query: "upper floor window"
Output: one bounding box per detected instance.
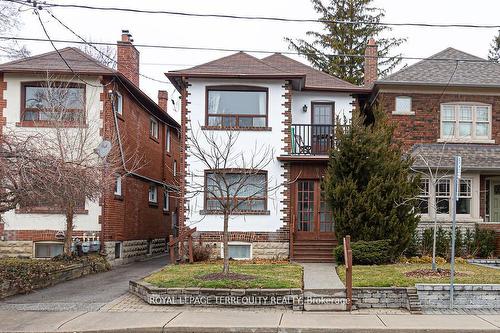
[417,178,430,214]
[22,82,85,124]
[165,126,171,153]
[148,184,158,203]
[114,92,123,116]
[206,86,268,129]
[150,118,159,139]
[440,103,491,141]
[394,96,412,114]
[114,174,122,196]
[173,160,177,177]
[163,191,169,211]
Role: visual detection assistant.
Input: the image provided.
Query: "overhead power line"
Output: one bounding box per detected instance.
[0,35,498,64]
[7,0,500,30]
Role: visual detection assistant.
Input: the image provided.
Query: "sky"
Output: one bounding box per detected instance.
[5,0,500,122]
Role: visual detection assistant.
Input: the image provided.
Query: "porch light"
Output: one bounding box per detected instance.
[302,104,308,112]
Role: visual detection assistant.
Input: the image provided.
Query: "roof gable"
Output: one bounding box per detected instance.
[261,53,363,91]
[378,47,500,87]
[168,51,297,77]
[0,47,115,75]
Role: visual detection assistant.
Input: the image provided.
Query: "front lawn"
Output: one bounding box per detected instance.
[337,263,500,287]
[144,261,303,289]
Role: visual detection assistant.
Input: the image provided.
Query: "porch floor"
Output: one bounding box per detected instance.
[301,263,345,291]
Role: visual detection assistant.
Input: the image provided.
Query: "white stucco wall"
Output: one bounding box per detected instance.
[185,78,287,232]
[291,90,354,124]
[2,73,103,232]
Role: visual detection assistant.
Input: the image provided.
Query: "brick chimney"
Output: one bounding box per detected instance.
[117,30,140,87]
[364,38,378,86]
[158,90,168,112]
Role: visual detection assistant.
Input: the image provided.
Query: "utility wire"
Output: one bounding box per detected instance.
[1,35,498,65]
[9,0,500,30]
[44,8,171,85]
[34,9,103,88]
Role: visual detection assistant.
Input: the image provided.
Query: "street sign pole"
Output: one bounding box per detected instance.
[450,156,461,309]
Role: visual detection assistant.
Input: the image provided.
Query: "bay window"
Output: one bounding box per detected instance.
[440,103,491,141]
[206,86,268,129]
[457,179,472,215]
[418,178,430,214]
[205,170,267,213]
[435,179,451,214]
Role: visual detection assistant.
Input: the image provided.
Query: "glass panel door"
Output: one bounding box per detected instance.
[312,103,334,154]
[297,180,314,232]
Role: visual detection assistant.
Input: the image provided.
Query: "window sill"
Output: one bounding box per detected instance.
[16,121,87,128]
[437,138,495,144]
[201,126,272,132]
[150,136,160,143]
[163,209,170,215]
[16,208,88,215]
[392,111,415,116]
[200,210,270,216]
[116,113,124,121]
[149,202,159,208]
[114,194,124,201]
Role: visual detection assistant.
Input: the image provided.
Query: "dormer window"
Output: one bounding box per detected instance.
[440,103,491,142]
[206,86,268,129]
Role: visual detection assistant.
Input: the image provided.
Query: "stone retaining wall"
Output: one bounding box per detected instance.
[468,259,500,268]
[106,238,166,266]
[416,284,500,309]
[199,241,289,260]
[130,280,302,309]
[1,261,107,299]
[352,287,410,309]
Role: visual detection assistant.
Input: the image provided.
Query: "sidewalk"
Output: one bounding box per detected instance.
[1,309,499,332]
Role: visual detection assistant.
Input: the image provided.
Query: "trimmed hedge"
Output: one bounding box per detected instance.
[334,239,393,265]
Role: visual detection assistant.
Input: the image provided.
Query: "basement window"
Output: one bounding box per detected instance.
[34,242,64,258]
[221,243,252,260]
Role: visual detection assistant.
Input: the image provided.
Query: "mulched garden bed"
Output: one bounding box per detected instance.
[404,268,468,278]
[198,272,256,281]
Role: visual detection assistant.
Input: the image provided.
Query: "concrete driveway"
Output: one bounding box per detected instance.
[0,255,168,312]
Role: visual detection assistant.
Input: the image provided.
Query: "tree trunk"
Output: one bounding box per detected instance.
[65,204,74,256]
[222,212,230,275]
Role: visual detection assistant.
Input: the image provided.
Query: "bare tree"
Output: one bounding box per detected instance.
[0,75,142,255]
[79,41,116,69]
[187,129,282,274]
[0,2,30,59]
[411,143,453,271]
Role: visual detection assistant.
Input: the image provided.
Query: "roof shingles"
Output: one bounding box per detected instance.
[411,143,500,171]
[378,48,500,87]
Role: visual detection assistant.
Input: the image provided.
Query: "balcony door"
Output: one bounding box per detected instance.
[311,102,335,154]
[295,180,334,240]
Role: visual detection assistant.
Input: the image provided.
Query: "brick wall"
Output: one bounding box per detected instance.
[379,92,500,149]
[100,77,180,243]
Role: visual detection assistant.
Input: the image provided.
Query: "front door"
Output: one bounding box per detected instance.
[295,180,334,240]
[311,102,335,154]
[491,182,500,222]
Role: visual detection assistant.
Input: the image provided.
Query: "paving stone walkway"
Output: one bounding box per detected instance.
[300,263,345,290]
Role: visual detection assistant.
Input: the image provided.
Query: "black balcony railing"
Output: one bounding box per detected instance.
[291,124,347,155]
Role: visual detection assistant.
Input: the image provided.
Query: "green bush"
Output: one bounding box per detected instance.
[403,230,419,257]
[335,239,393,265]
[473,226,496,258]
[421,228,433,256]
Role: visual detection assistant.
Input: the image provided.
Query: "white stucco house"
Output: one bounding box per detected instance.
[166,51,371,261]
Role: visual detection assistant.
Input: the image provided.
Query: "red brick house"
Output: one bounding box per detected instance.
[372,47,500,252]
[0,31,181,264]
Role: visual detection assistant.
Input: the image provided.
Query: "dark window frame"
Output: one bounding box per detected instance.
[203,169,268,215]
[205,85,269,130]
[20,81,86,127]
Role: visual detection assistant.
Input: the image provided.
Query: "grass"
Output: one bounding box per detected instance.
[144,261,303,289]
[337,262,500,287]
